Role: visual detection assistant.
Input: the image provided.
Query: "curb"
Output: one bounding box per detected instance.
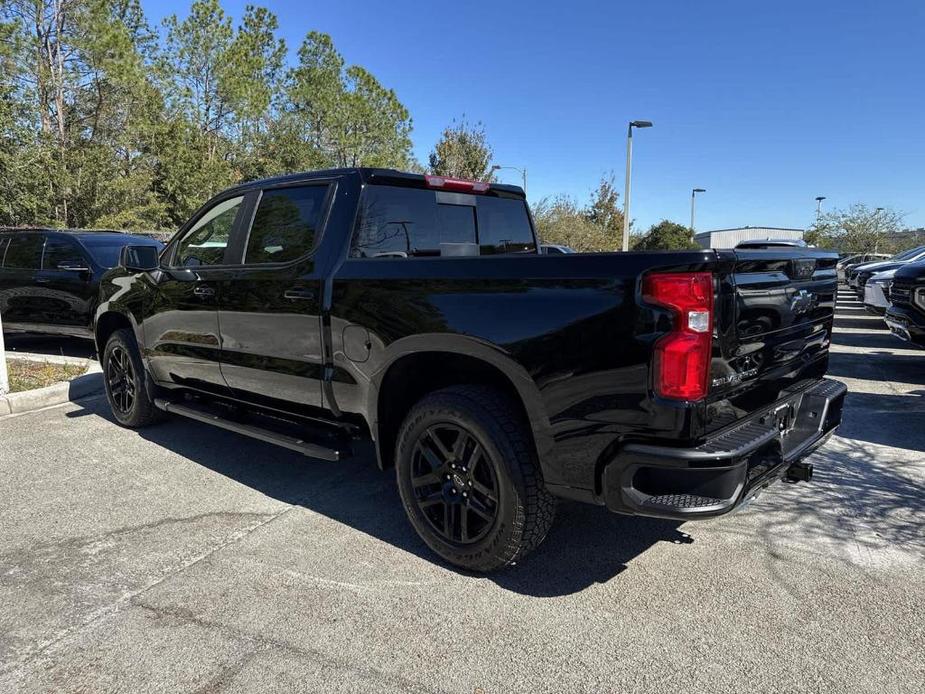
[0,359,103,417]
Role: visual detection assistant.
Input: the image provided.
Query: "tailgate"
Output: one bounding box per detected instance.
[706,248,838,425]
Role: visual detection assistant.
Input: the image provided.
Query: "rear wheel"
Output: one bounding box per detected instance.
[395,386,556,572]
[103,328,161,428]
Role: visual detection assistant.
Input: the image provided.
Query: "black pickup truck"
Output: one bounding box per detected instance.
[94,168,845,571]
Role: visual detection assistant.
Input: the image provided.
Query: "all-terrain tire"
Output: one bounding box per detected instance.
[102,328,162,428]
[395,385,556,572]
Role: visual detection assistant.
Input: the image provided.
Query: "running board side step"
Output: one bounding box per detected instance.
[153,398,344,461]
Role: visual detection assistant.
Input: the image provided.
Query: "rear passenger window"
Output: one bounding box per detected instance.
[350,186,536,258]
[245,185,329,264]
[43,237,86,270]
[3,235,44,269]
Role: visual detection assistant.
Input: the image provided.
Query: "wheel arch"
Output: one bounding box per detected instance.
[93,309,139,357]
[369,335,552,473]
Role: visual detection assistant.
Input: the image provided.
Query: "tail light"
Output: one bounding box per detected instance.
[424,174,490,193]
[643,272,714,400]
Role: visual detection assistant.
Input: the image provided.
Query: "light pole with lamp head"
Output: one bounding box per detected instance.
[875,207,885,252]
[490,165,527,195]
[622,120,652,251]
[690,188,706,241]
[815,196,826,220]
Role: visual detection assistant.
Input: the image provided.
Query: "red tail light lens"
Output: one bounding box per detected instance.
[424,174,490,193]
[643,272,714,400]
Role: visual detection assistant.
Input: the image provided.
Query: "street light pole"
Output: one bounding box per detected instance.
[0,312,8,396]
[815,196,826,221]
[490,165,527,196]
[622,120,652,251]
[690,188,706,241]
[874,207,885,252]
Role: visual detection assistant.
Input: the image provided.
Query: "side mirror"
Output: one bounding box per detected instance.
[120,245,160,272]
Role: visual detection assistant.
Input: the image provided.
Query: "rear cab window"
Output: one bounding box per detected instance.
[350,185,536,258]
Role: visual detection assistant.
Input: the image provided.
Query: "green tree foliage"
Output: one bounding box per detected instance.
[805,204,905,254]
[285,31,413,169]
[428,117,493,180]
[0,18,33,223]
[585,175,624,237]
[532,175,625,252]
[633,220,700,251]
[1,0,161,227]
[0,1,413,231]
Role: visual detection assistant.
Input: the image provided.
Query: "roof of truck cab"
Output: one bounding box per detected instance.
[226,168,526,198]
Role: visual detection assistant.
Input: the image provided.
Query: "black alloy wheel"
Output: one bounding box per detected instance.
[106,345,136,415]
[102,328,161,428]
[395,385,556,572]
[410,424,499,545]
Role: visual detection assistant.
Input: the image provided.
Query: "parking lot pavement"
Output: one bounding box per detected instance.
[1,292,923,694]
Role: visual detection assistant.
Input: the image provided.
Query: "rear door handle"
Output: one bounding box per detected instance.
[284,288,316,301]
[193,285,215,298]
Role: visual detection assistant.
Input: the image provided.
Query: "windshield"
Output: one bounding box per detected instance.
[893,246,925,260]
[80,237,163,268]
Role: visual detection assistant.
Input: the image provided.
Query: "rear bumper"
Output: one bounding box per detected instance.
[600,378,847,519]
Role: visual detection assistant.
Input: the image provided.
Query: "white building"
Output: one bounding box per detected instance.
[694,226,804,249]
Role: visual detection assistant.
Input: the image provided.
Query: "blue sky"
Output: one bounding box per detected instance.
[147,0,925,233]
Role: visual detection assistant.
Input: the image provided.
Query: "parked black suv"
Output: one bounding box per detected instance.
[0,229,163,339]
[93,168,846,571]
[885,260,925,347]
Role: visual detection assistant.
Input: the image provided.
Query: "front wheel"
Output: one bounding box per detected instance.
[395,386,556,572]
[103,328,161,428]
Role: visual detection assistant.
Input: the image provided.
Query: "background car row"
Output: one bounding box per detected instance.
[836,245,925,349]
[843,246,925,312]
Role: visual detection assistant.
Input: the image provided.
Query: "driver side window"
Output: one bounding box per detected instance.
[175,196,244,267]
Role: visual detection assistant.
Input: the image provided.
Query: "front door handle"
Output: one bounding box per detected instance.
[284,288,315,301]
[193,285,215,298]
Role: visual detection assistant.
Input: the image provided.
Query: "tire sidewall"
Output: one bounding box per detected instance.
[396,395,529,571]
[103,330,147,427]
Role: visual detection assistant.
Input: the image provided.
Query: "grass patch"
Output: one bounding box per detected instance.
[5,359,86,393]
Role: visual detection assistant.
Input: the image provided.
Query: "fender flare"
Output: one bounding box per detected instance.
[93,300,144,357]
[366,333,554,468]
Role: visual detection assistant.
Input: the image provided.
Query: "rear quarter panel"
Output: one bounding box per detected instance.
[330,251,722,491]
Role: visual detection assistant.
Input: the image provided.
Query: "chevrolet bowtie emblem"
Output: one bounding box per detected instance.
[791,289,818,315]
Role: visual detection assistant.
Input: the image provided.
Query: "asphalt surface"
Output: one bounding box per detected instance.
[1,289,923,693]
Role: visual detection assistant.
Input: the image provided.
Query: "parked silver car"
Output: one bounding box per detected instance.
[863,268,897,315]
